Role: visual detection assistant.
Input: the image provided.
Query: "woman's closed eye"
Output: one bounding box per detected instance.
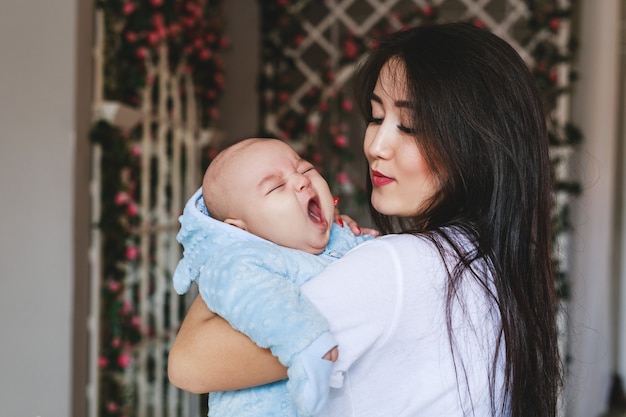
[398,124,417,134]
[368,116,417,135]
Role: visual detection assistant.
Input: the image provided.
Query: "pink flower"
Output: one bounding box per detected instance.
[208,107,220,119]
[183,17,195,28]
[336,171,350,185]
[115,192,129,206]
[152,13,164,28]
[334,135,348,148]
[199,49,212,61]
[219,37,231,50]
[168,23,181,37]
[548,71,558,83]
[293,34,305,46]
[157,26,167,39]
[122,2,134,15]
[472,19,485,29]
[319,101,329,112]
[208,148,220,160]
[549,18,561,31]
[150,0,163,7]
[107,402,119,413]
[117,353,132,368]
[343,39,358,59]
[120,300,133,315]
[108,280,121,293]
[312,153,323,164]
[147,31,161,45]
[127,202,139,216]
[422,6,434,17]
[135,47,147,60]
[306,122,318,133]
[98,356,109,368]
[125,31,137,43]
[214,73,225,88]
[125,245,139,261]
[535,61,547,72]
[131,145,141,157]
[130,315,141,328]
[112,338,121,348]
[341,99,353,112]
[278,91,290,103]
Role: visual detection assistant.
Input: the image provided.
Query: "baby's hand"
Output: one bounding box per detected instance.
[323,346,338,362]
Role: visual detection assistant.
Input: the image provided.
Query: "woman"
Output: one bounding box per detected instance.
[168,22,562,416]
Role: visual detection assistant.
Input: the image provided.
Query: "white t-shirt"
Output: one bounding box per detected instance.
[302,233,508,417]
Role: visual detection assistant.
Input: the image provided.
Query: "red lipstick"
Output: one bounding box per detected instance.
[370,170,394,186]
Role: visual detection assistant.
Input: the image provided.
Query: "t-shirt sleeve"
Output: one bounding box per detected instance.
[301,237,403,388]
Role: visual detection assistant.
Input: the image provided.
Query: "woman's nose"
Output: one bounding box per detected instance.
[366,125,393,160]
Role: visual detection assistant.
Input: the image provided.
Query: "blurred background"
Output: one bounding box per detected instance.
[1,0,624,416]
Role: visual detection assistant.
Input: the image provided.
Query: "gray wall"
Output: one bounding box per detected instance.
[567,1,622,416]
[0,0,81,416]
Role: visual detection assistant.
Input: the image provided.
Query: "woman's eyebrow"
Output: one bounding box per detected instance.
[395,100,412,108]
[371,92,411,108]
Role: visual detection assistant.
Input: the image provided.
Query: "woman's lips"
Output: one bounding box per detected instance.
[371,170,394,186]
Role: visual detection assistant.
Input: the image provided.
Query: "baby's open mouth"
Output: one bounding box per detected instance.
[307,197,325,226]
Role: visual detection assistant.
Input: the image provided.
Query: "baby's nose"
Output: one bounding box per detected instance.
[293,173,311,190]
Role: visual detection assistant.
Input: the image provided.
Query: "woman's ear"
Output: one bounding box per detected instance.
[224,218,247,231]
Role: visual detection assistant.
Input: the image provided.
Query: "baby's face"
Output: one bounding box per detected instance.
[226,139,335,254]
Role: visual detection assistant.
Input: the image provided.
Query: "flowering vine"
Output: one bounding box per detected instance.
[91,0,228,415]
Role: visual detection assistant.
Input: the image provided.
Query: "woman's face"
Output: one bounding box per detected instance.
[363,59,439,217]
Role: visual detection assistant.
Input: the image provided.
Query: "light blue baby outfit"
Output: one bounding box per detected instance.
[172,188,372,417]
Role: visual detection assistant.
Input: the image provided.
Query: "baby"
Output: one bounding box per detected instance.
[172,138,373,417]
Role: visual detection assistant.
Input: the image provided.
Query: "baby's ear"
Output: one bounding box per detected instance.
[224,218,247,231]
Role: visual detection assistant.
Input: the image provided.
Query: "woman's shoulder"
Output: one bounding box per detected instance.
[348,232,441,258]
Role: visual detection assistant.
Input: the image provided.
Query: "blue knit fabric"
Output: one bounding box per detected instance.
[172,188,371,416]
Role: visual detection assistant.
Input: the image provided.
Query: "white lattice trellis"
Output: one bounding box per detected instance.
[265,0,571,130]
[89,8,215,417]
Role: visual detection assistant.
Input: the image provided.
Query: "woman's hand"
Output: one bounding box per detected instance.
[168,295,287,393]
[333,207,379,239]
[338,213,379,238]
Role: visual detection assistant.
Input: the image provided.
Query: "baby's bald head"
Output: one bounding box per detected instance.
[202,138,264,221]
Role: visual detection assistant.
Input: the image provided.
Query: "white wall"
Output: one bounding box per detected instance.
[0,1,77,416]
[567,1,622,416]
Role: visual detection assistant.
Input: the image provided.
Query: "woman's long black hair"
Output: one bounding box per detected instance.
[354,22,561,417]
